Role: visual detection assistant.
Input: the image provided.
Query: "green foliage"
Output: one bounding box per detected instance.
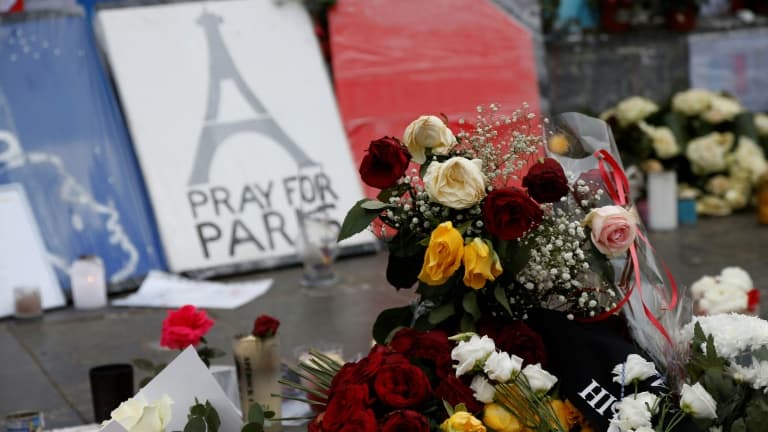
[176,399,220,432]
[337,199,382,242]
[372,305,414,344]
[133,358,167,388]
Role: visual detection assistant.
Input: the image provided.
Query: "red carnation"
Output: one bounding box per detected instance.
[523,157,569,203]
[374,363,432,408]
[380,410,430,432]
[252,315,280,338]
[160,305,214,349]
[482,187,543,240]
[359,136,411,189]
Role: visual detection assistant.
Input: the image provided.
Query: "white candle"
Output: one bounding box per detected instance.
[647,171,678,231]
[70,256,107,309]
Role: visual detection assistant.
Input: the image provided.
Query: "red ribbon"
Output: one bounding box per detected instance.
[579,150,678,346]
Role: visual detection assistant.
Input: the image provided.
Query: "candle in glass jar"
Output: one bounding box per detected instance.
[14,286,43,318]
[70,255,107,309]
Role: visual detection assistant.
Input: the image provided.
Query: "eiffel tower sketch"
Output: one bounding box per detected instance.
[187,10,315,186]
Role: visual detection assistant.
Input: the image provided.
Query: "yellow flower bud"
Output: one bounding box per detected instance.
[418,221,464,285]
[463,238,503,289]
[482,403,523,432]
[441,411,487,432]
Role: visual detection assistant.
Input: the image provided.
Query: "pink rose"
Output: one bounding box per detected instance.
[584,205,637,257]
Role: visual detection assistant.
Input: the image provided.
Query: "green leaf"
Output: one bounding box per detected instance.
[731,417,746,432]
[139,376,153,388]
[132,358,155,371]
[427,303,456,326]
[459,313,475,333]
[240,423,263,432]
[204,402,221,432]
[746,396,768,430]
[360,200,391,210]
[442,400,455,416]
[372,306,414,344]
[338,199,381,242]
[248,404,265,424]
[207,348,226,359]
[462,291,480,320]
[494,285,513,316]
[377,183,409,203]
[183,417,206,432]
[734,112,759,142]
[190,402,207,417]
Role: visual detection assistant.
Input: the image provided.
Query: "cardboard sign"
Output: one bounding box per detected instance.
[0,184,65,318]
[689,28,768,112]
[0,13,166,291]
[97,0,373,273]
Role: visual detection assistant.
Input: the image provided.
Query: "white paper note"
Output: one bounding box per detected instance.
[111,270,271,309]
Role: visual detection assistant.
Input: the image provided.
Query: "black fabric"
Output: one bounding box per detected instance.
[525,309,702,432]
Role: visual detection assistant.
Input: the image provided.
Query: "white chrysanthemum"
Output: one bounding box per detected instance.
[672,89,715,116]
[728,136,768,184]
[637,121,680,159]
[681,314,768,391]
[686,132,734,175]
[720,267,753,292]
[615,97,659,127]
[755,113,768,137]
[702,95,743,124]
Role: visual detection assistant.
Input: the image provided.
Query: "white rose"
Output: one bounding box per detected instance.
[697,195,732,216]
[452,335,496,377]
[483,351,523,383]
[702,95,743,124]
[609,392,658,432]
[637,122,679,159]
[615,97,659,127]
[680,382,718,419]
[705,175,731,196]
[724,185,749,210]
[755,113,768,137]
[691,275,718,300]
[698,282,748,315]
[403,115,456,164]
[423,157,486,209]
[521,364,557,394]
[109,395,173,432]
[729,136,768,184]
[672,89,714,116]
[720,267,753,292]
[612,354,658,385]
[470,375,496,404]
[686,132,734,175]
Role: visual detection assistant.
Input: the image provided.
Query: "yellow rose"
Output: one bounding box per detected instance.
[483,403,524,432]
[441,411,487,432]
[463,238,503,289]
[418,222,464,285]
[549,399,585,430]
[404,115,456,164]
[423,157,487,209]
[547,134,570,155]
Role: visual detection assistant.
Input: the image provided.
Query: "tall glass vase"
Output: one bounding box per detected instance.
[232,335,282,431]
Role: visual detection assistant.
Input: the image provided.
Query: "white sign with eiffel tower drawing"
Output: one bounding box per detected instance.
[96,0,374,273]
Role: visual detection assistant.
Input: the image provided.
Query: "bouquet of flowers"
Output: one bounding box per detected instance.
[601,91,768,216]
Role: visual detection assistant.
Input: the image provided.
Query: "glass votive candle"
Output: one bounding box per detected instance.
[70,255,107,309]
[14,286,43,319]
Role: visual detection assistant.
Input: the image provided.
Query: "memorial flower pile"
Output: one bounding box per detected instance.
[602,90,768,216]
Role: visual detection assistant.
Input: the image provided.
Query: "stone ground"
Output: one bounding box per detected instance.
[1,213,766,430]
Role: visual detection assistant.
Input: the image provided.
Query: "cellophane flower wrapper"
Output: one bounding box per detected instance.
[544,113,690,383]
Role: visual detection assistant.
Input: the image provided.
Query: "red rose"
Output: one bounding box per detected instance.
[433,374,483,414]
[374,363,432,408]
[323,383,373,430]
[336,409,377,432]
[478,319,548,368]
[308,414,323,432]
[359,136,411,189]
[523,157,569,203]
[160,305,214,349]
[380,410,430,432]
[482,187,543,240]
[390,328,453,377]
[252,314,280,338]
